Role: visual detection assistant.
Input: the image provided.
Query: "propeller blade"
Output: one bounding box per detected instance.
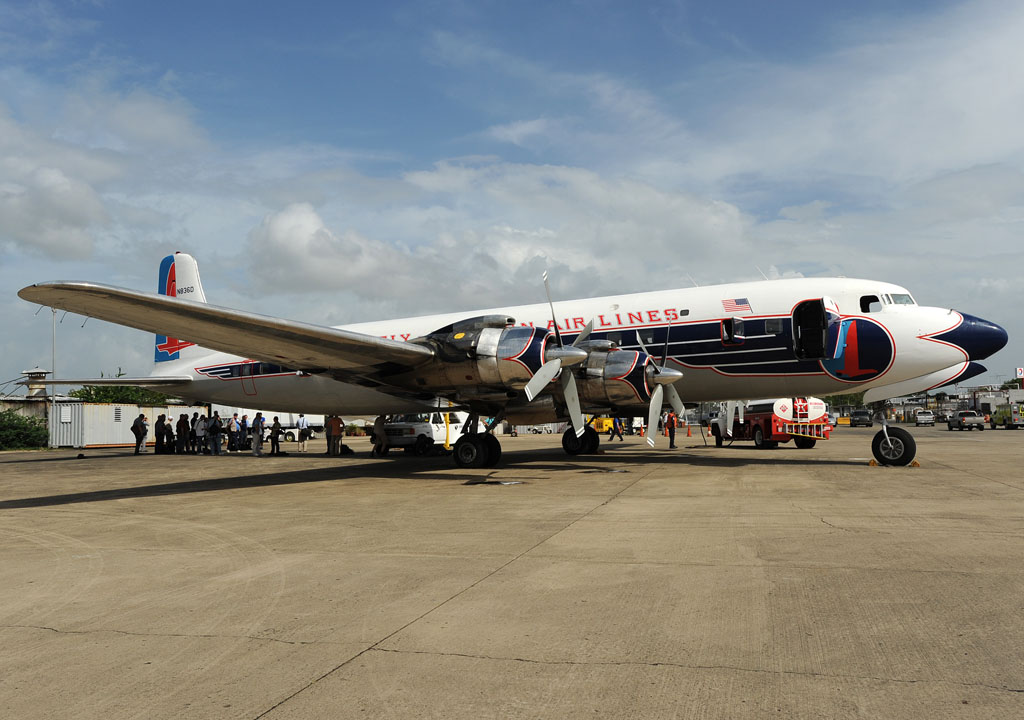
[542,271,564,347]
[561,371,585,437]
[523,358,562,401]
[635,329,651,356]
[573,319,594,347]
[646,384,664,448]
[665,384,684,417]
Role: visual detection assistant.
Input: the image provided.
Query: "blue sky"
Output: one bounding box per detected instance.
[2,0,1022,389]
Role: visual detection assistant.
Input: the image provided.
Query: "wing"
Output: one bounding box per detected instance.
[18,282,435,378]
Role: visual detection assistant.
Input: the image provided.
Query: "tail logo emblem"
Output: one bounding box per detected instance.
[155,256,196,362]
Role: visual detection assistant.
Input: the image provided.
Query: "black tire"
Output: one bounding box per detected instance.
[712,425,723,447]
[794,436,816,449]
[413,435,433,456]
[562,428,585,455]
[978,424,984,431]
[753,425,766,449]
[581,426,600,454]
[482,434,501,467]
[284,431,295,442]
[453,435,488,468]
[871,427,916,466]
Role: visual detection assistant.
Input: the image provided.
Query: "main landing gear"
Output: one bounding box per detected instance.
[452,413,503,468]
[562,426,600,455]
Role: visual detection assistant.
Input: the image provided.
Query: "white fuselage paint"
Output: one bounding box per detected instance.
[155,277,974,417]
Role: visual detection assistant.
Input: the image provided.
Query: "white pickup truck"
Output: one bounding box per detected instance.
[947,410,986,431]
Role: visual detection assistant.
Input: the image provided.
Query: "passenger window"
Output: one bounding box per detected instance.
[639,331,655,345]
[678,309,689,317]
[765,318,783,334]
[606,332,622,346]
[860,295,881,313]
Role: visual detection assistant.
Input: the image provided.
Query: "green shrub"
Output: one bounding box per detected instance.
[0,409,49,450]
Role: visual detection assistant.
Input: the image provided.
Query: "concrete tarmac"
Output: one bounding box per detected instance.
[1,426,1023,719]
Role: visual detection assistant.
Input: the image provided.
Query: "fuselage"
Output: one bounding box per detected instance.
[157,277,1007,418]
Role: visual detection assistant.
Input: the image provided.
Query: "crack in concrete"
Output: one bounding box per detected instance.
[251,468,658,719]
[370,647,1024,693]
[2,623,324,646]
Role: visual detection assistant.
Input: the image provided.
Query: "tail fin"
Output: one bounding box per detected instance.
[154,253,207,363]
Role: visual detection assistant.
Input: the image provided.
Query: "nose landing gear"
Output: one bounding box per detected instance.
[869,406,917,466]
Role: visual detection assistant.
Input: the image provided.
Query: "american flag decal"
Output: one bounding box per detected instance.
[722,297,751,313]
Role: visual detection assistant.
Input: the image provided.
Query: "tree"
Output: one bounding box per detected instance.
[0,409,49,450]
[821,390,866,409]
[68,368,170,405]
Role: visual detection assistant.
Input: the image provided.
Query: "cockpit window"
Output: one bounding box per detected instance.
[890,293,915,305]
[860,295,881,313]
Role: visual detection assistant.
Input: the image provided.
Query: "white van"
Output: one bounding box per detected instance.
[379,412,487,455]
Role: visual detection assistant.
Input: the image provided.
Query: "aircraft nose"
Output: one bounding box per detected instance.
[954,313,1008,361]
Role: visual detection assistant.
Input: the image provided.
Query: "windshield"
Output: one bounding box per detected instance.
[890,293,915,305]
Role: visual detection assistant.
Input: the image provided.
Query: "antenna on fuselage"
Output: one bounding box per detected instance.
[755,266,769,280]
[686,274,699,287]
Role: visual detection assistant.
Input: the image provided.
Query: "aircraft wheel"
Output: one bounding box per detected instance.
[794,436,816,449]
[482,434,502,467]
[871,427,916,466]
[414,435,433,456]
[562,428,585,455]
[581,426,600,454]
[453,435,488,468]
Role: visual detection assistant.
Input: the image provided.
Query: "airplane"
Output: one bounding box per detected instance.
[18,252,1007,468]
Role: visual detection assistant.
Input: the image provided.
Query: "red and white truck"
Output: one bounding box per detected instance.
[711,397,833,449]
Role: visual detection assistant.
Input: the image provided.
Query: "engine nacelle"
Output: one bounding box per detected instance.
[577,349,655,408]
[412,323,556,392]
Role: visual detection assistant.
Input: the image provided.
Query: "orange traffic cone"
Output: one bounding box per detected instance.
[687,425,692,437]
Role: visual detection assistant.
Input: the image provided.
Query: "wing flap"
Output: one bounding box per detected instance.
[19,282,434,374]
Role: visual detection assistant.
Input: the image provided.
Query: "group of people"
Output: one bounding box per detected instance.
[606,412,679,448]
[129,411,295,457]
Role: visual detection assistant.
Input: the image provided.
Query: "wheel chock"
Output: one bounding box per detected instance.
[868,459,878,466]
[910,460,920,467]
[867,459,921,467]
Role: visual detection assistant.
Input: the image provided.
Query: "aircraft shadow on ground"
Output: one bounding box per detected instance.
[0,444,866,509]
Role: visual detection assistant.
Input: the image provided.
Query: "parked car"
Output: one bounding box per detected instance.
[947,410,985,431]
[915,410,935,426]
[849,409,874,427]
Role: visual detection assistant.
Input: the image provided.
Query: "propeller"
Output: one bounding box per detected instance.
[636,327,684,448]
[522,272,589,437]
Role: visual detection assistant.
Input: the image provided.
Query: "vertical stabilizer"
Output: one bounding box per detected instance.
[154,252,206,363]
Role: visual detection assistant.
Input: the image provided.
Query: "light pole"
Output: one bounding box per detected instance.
[51,308,57,448]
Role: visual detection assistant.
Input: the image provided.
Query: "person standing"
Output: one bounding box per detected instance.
[251,412,265,456]
[270,416,282,456]
[610,416,624,441]
[666,411,678,449]
[296,413,310,453]
[227,413,240,452]
[240,414,249,450]
[163,417,175,454]
[189,412,200,454]
[207,412,222,455]
[327,415,344,456]
[131,413,147,454]
[371,415,389,457]
[324,414,334,456]
[154,415,166,454]
[176,414,189,454]
[194,414,207,454]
